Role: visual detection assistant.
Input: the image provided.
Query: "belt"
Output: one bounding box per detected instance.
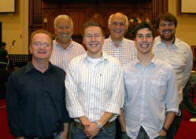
[73,121,115,129]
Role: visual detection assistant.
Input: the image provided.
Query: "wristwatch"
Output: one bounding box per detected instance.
[96,121,103,129]
[162,127,168,133]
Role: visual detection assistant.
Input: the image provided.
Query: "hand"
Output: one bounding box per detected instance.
[85,122,100,139]
[16,137,24,139]
[158,129,167,137]
[80,116,91,127]
[60,131,68,139]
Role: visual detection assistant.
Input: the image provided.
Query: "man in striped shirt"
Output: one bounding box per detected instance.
[50,14,85,72]
[66,20,124,139]
[103,12,137,66]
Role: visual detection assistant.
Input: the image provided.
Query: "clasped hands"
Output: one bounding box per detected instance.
[82,120,100,139]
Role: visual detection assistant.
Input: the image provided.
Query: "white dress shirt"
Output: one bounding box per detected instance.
[65,53,124,122]
[153,36,193,103]
[50,40,85,72]
[103,37,137,65]
[123,57,178,139]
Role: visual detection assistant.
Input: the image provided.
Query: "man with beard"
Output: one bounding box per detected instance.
[50,14,85,72]
[66,20,124,139]
[103,12,137,66]
[122,22,178,139]
[153,13,193,139]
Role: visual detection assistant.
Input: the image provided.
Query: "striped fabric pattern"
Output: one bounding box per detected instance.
[65,53,124,122]
[50,40,86,72]
[103,37,137,65]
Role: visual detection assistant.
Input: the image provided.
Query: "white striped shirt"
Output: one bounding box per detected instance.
[65,53,124,122]
[153,36,193,103]
[50,40,85,72]
[103,37,137,65]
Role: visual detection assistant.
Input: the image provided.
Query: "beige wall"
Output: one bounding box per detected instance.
[0,0,28,54]
[169,0,196,46]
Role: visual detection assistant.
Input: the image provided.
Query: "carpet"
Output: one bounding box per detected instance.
[0,99,196,139]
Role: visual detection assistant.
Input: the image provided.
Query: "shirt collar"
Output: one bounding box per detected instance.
[54,39,73,50]
[83,52,109,63]
[108,36,124,47]
[24,62,54,73]
[133,56,157,67]
[156,36,177,48]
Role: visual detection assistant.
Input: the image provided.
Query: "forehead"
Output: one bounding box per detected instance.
[160,20,175,25]
[56,18,72,26]
[32,33,51,42]
[111,15,126,23]
[85,26,102,34]
[137,28,152,34]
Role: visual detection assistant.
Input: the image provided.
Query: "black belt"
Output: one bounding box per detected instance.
[73,121,115,129]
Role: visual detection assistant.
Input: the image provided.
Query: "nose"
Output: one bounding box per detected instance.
[142,36,147,42]
[90,36,96,41]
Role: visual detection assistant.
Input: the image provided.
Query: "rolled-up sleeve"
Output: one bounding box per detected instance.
[165,69,179,113]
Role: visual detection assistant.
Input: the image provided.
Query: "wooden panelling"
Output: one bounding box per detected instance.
[29,0,168,40]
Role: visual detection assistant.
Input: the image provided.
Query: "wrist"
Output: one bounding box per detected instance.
[162,127,168,133]
[96,121,103,129]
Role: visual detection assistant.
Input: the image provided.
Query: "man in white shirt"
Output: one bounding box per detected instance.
[122,22,178,139]
[50,14,85,72]
[103,12,137,65]
[153,13,193,139]
[66,20,124,139]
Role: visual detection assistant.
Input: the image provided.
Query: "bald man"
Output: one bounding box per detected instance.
[103,12,137,66]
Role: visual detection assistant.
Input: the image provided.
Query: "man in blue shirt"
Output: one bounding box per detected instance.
[121,22,178,139]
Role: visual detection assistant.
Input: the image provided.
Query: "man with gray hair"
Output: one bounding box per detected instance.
[50,14,85,72]
[103,12,137,66]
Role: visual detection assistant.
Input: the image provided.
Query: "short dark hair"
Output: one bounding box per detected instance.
[82,20,104,36]
[132,22,155,39]
[156,13,177,28]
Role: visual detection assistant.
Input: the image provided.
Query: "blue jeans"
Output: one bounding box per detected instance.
[70,121,116,139]
[123,127,167,139]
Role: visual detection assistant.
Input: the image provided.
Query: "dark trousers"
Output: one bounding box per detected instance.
[167,104,183,139]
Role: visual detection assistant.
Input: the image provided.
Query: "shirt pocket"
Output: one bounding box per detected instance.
[150,76,167,101]
[124,77,139,99]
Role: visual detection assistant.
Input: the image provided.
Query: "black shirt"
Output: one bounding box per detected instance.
[6,62,70,137]
[0,48,8,62]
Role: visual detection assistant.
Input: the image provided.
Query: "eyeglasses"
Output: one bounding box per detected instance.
[32,41,50,47]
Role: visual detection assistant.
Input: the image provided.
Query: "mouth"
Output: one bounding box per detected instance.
[38,51,47,54]
[139,43,151,49]
[113,29,123,34]
[59,33,70,38]
[162,30,173,35]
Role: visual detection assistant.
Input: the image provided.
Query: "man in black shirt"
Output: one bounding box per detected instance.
[6,29,70,139]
